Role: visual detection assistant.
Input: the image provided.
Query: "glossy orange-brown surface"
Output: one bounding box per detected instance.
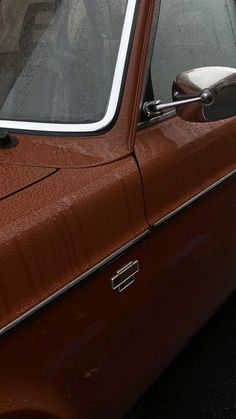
[143,175,236,383]
[0,165,56,199]
[0,159,147,332]
[0,0,236,417]
[135,116,236,224]
[0,239,150,419]
[0,2,153,417]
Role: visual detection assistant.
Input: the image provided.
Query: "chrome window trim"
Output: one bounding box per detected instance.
[0,229,149,338]
[153,168,236,228]
[0,0,137,134]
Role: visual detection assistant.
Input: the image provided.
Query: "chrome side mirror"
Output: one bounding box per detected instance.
[144,66,236,123]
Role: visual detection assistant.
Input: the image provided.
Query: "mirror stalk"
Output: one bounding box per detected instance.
[143,89,215,119]
[144,67,236,123]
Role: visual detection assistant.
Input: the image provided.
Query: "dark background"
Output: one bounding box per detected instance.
[126,293,236,419]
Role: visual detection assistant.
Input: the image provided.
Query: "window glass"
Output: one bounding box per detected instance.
[151,0,236,102]
[0,0,127,124]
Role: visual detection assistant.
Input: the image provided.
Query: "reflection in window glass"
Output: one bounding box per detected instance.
[151,0,236,102]
[0,0,127,124]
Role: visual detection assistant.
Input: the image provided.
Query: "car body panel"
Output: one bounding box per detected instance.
[142,173,236,384]
[0,238,150,419]
[135,116,236,225]
[134,27,236,396]
[0,0,236,417]
[0,164,56,199]
[0,3,154,416]
[0,157,147,332]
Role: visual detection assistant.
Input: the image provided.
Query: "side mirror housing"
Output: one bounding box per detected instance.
[144,66,236,123]
[174,66,236,122]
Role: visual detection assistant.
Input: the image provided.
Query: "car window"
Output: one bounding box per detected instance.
[150,0,236,103]
[0,0,128,125]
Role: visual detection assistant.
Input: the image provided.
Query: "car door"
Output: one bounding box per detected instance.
[135,0,236,378]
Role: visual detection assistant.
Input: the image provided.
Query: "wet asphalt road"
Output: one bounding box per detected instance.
[125,293,236,419]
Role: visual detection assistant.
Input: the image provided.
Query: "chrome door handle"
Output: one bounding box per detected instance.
[111,260,139,293]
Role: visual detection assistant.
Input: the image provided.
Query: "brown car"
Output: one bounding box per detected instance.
[0,1,236,418]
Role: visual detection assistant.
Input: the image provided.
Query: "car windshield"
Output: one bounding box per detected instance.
[0,0,128,126]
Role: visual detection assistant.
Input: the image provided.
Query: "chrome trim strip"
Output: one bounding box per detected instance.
[0,229,149,338]
[0,0,137,134]
[153,168,236,228]
[138,110,176,129]
[3,169,234,335]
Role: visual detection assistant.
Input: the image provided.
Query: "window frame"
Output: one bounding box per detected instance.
[138,0,177,129]
[0,0,138,135]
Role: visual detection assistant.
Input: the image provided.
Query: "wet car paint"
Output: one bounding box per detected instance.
[0,0,235,417]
